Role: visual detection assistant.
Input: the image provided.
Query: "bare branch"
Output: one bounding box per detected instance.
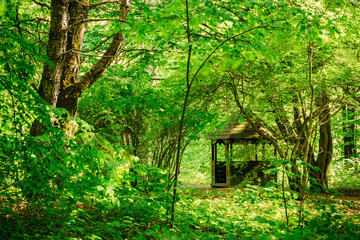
[67,47,158,57]
[122,48,160,52]
[213,3,245,22]
[21,18,50,22]
[75,0,130,94]
[32,0,50,9]
[67,49,121,58]
[71,34,115,53]
[190,24,265,86]
[317,55,333,81]
[64,18,127,31]
[90,0,123,9]
[350,1,360,8]
[71,0,123,9]
[102,75,134,81]
[76,33,125,93]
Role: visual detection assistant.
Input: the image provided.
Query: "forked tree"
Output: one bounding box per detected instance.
[31,0,130,136]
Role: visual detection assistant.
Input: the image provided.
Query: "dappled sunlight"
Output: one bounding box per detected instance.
[1,0,360,239]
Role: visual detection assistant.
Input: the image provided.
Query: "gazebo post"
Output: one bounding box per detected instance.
[224,140,230,186]
[225,140,229,163]
[211,140,215,162]
[208,117,275,187]
[211,140,216,186]
[255,143,258,161]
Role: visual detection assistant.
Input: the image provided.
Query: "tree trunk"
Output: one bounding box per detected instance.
[343,105,356,159]
[310,91,333,190]
[31,0,130,136]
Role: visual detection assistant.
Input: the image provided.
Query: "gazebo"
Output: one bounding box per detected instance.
[208,116,275,187]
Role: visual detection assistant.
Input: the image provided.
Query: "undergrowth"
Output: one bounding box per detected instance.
[1,183,360,239]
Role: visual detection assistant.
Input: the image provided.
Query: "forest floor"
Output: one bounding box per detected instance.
[334,188,360,202]
[2,185,360,239]
[188,184,360,202]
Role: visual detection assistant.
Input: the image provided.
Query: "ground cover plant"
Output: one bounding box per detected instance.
[2,179,360,239]
[1,0,360,239]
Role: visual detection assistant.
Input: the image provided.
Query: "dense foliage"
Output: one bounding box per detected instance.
[1,0,360,239]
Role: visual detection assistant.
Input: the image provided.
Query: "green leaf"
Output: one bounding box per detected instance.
[0,0,6,16]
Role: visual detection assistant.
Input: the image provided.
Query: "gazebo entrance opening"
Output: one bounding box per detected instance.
[209,117,275,187]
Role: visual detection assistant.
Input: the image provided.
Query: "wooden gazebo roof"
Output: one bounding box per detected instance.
[209,117,262,141]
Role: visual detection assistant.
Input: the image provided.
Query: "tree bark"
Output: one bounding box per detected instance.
[310,91,333,190]
[31,0,130,136]
[343,105,356,159]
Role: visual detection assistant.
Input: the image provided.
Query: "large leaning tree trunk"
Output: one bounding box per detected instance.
[31,0,130,136]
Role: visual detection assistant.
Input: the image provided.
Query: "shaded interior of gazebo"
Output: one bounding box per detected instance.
[208,117,275,187]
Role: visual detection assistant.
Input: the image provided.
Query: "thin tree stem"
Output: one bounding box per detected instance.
[171,0,192,223]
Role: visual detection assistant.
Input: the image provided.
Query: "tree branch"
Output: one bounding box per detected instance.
[76,33,124,91]
[71,0,123,9]
[213,3,245,22]
[67,49,121,58]
[102,75,134,81]
[123,48,160,52]
[64,18,127,31]
[190,24,265,86]
[74,0,130,95]
[32,0,51,9]
[350,1,360,8]
[68,34,115,53]
[90,0,123,9]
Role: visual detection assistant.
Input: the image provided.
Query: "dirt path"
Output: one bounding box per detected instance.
[330,188,360,202]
